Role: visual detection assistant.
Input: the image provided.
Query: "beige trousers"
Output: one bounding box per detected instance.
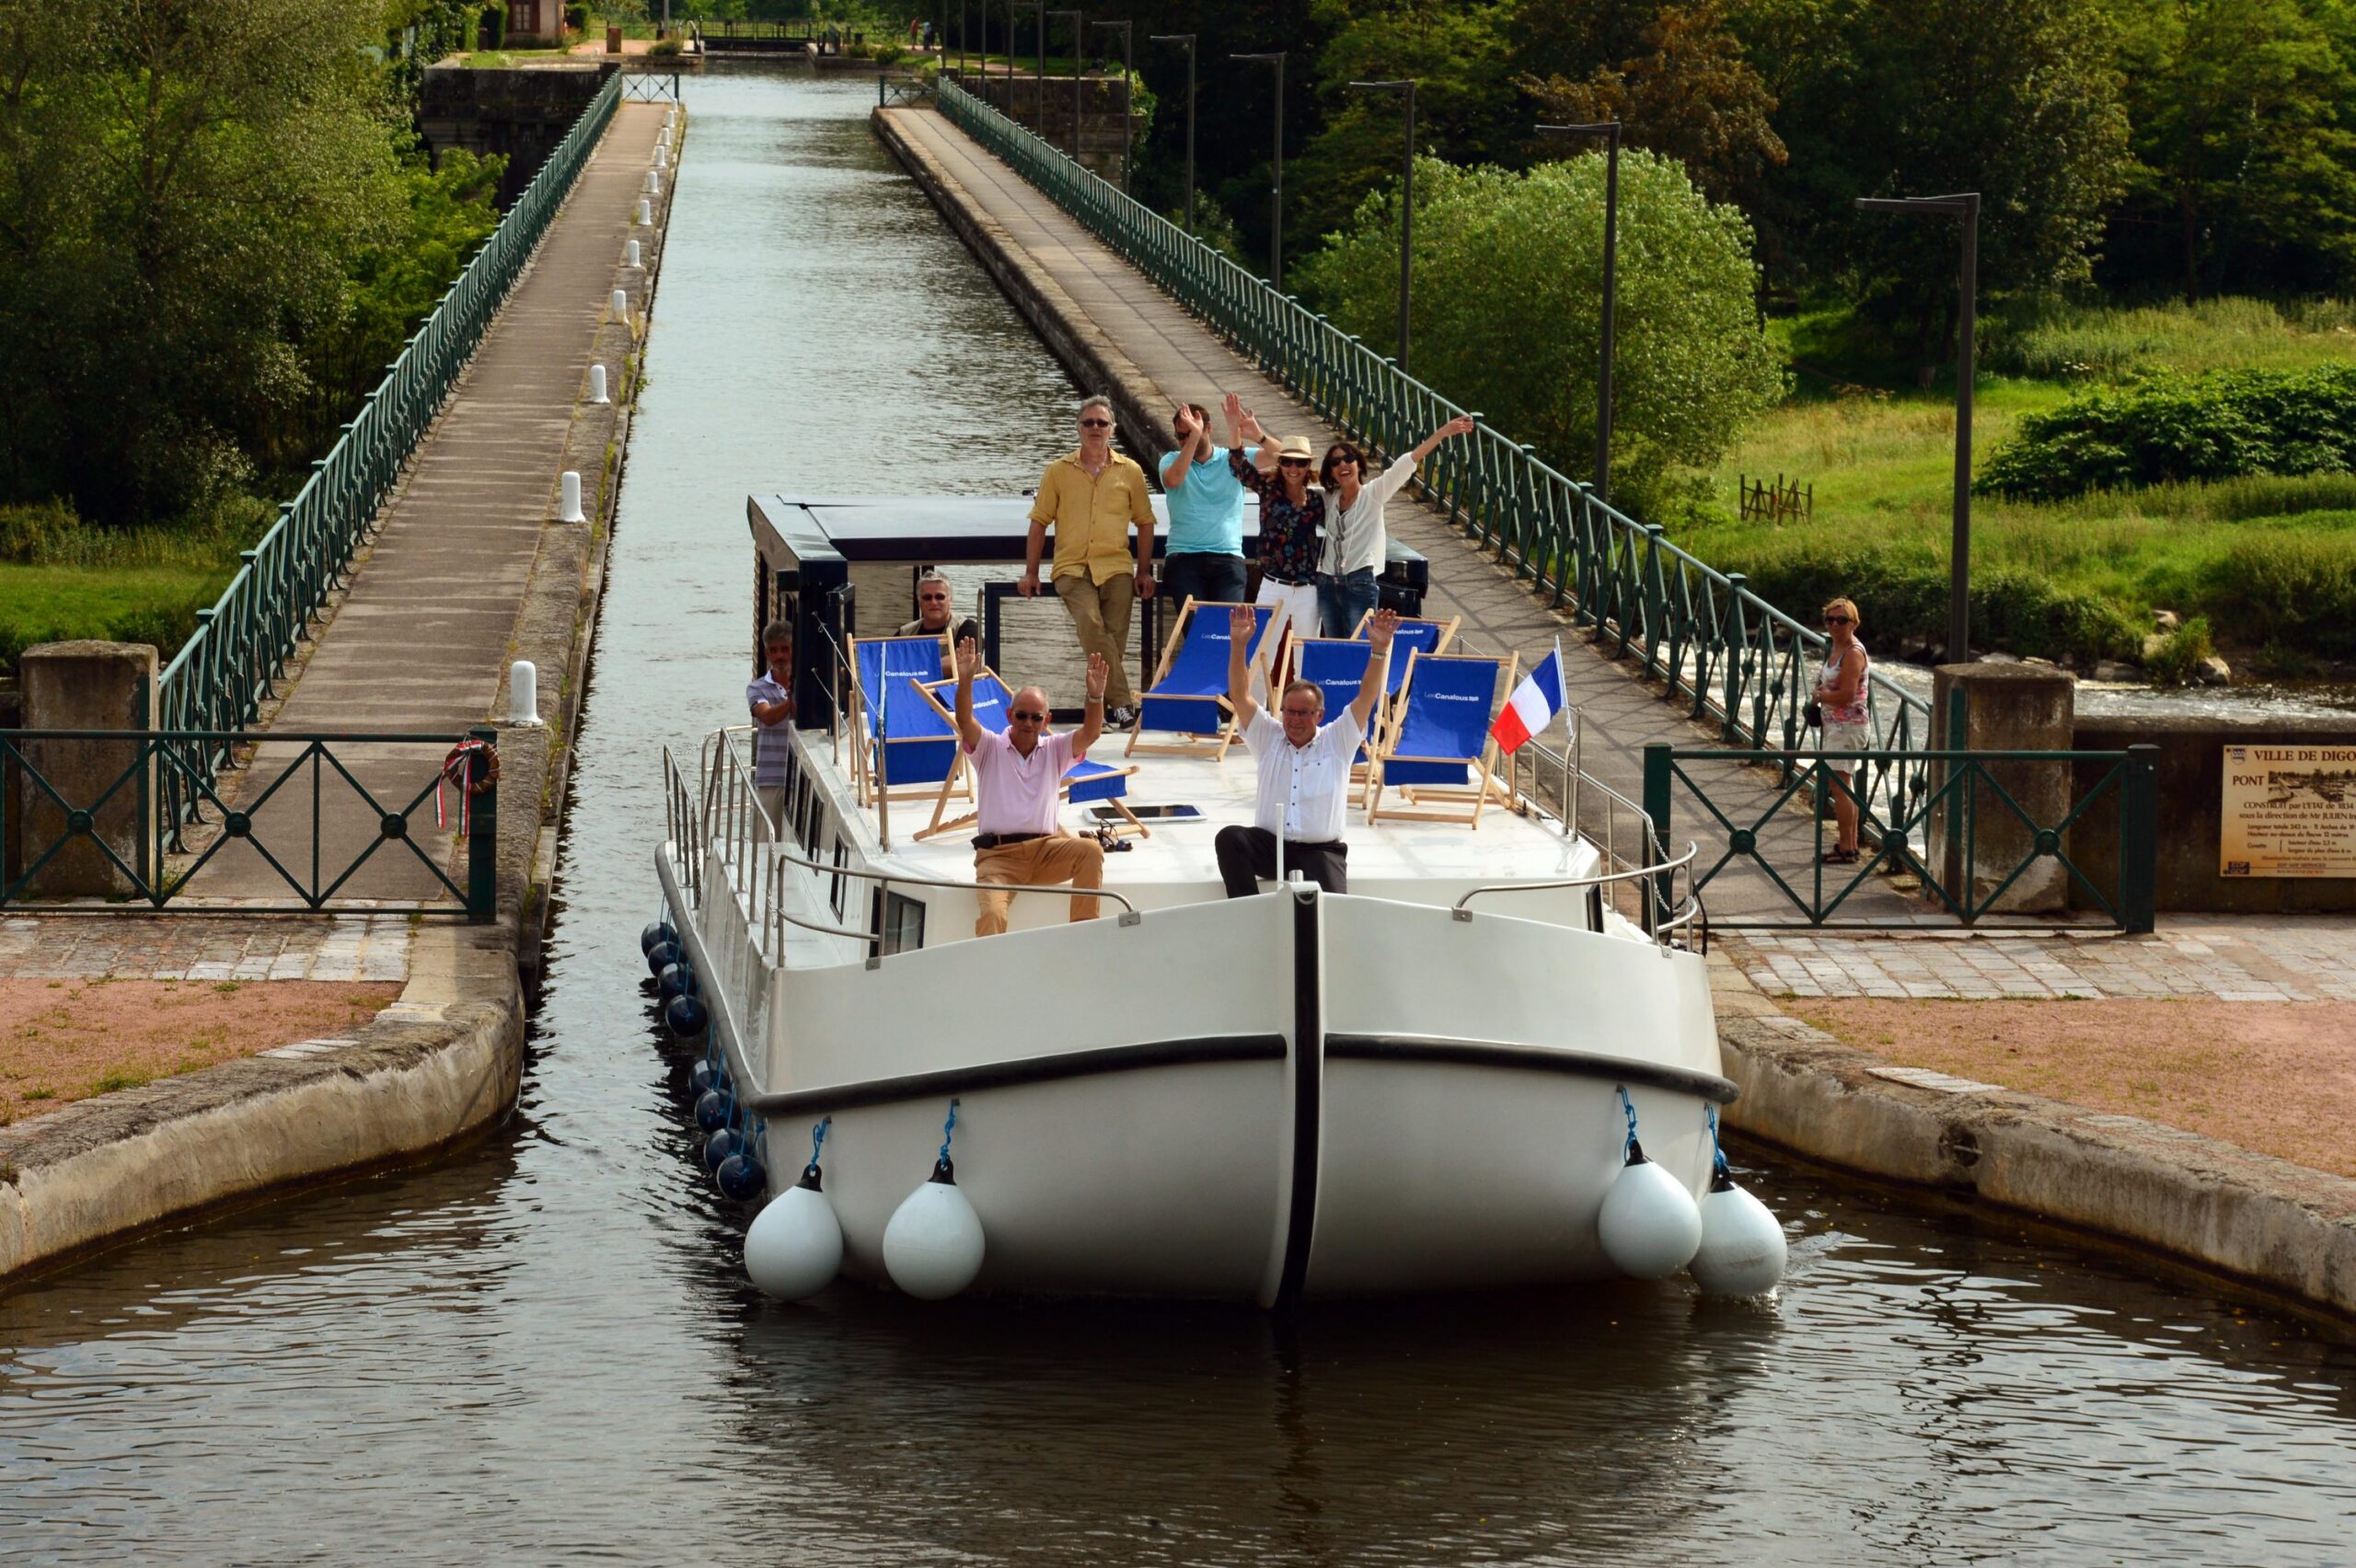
[974,831,1105,936]
[1054,571,1138,707]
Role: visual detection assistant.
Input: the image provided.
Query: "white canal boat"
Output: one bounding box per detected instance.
[650,497,1784,1307]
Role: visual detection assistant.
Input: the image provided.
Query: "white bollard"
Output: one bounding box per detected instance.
[506,661,542,726]
[643,169,662,196]
[626,239,641,268]
[588,363,609,404]
[556,471,586,524]
[635,197,651,225]
[609,287,629,319]
[654,146,667,169]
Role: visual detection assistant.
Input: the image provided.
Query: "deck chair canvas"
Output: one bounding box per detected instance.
[1351,610,1461,698]
[911,672,1148,840]
[1289,638,1380,801]
[1126,598,1274,759]
[847,632,954,806]
[1367,650,1517,828]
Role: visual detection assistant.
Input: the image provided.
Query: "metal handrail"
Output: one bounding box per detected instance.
[763,847,1141,923]
[1449,841,1700,917]
[154,72,626,841]
[930,75,1934,827]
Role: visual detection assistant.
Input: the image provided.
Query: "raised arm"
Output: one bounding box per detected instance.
[1227,603,1262,730]
[1405,413,1478,470]
[952,636,984,748]
[1350,608,1398,731]
[1162,406,1200,488]
[1071,652,1108,758]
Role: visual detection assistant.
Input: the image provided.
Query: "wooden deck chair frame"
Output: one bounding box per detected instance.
[844,630,953,807]
[1366,649,1519,828]
[1126,596,1267,761]
[908,674,1149,841]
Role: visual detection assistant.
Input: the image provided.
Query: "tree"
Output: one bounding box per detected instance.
[2109,0,2356,299]
[1518,1,1788,205]
[1298,150,1788,513]
[0,0,402,525]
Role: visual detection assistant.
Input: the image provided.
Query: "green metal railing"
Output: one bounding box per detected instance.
[1642,742,2157,930]
[154,71,623,843]
[1,728,498,918]
[933,77,1936,820]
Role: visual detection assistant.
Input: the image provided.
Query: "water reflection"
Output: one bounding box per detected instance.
[1,68,2351,1567]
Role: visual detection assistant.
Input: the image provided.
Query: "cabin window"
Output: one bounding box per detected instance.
[801,793,824,857]
[880,892,925,956]
[828,837,849,916]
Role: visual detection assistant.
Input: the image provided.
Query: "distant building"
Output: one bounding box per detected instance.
[507,2,566,46]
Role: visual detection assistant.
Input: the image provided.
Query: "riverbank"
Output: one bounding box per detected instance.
[0,102,679,1286]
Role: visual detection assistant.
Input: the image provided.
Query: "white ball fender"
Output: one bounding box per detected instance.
[883,1159,986,1300]
[1692,1177,1789,1297]
[1596,1146,1704,1280]
[744,1170,843,1301]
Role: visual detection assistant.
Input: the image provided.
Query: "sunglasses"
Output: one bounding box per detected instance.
[1278,457,1310,467]
[919,593,949,602]
[1011,709,1049,723]
[1080,418,1112,429]
[1825,616,1854,625]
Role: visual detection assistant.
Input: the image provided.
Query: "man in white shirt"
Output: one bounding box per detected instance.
[953,636,1110,936]
[1215,603,1397,897]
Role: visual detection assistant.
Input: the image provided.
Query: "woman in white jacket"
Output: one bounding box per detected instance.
[1314,414,1476,636]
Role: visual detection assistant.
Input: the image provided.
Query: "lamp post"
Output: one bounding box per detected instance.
[958,0,965,75]
[1858,191,1980,663]
[1537,121,1622,503]
[1348,78,1416,372]
[1045,10,1080,157]
[1032,1,1045,133]
[1149,32,1195,233]
[1230,51,1286,289]
[1091,20,1133,191]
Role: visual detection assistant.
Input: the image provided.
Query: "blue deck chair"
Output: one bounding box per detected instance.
[848,632,954,805]
[1126,597,1274,759]
[1351,610,1461,698]
[1290,638,1376,769]
[1368,650,1517,827]
[913,672,1147,840]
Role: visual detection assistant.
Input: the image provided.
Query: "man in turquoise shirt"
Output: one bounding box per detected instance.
[1156,403,1255,605]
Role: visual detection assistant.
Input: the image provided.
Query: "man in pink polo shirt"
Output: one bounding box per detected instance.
[952,635,1109,937]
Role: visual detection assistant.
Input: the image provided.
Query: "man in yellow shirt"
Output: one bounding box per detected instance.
[1020,395,1155,727]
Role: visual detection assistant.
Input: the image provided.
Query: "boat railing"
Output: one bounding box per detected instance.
[1450,841,1701,947]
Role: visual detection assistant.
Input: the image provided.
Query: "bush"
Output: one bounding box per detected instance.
[479,3,504,50]
[0,502,77,564]
[2201,534,2356,659]
[565,4,587,29]
[1979,365,2356,502]
[649,35,681,56]
[873,41,904,65]
[2142,616,2215,686]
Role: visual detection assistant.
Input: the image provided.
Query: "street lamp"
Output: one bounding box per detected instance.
[958,0,966,75]
[1348,78,1416,372]
[1230,51,1286,289]
[1091,19,1132,192]
[1045,10,1080,158]
[1537,121,1622,503]
[1149,32,1195,233]
[1031,1,1045,133]
[1858,191,1980,663]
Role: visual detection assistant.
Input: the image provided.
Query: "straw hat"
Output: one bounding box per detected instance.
[1276,434,1314,461]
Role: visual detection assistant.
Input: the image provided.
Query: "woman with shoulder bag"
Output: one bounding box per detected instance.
[1813,598,1870,864]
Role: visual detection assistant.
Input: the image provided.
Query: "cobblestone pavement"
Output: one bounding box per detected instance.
[1720,917,2356,1002]
[0,916,411,983]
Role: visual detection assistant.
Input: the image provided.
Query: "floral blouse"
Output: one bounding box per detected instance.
[1230,448,1324,584]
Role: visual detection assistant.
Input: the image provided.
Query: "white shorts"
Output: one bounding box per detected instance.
[1819,721,1871,762]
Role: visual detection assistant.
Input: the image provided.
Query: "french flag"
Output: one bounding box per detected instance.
[1490,641,1566,754]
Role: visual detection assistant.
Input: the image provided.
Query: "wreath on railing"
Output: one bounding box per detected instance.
[437,738,499,836]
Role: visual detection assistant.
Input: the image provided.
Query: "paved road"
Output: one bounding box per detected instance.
[883,107,1923,926]
[182,103,671,905]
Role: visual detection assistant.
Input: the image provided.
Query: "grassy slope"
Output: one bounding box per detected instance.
[0,563,233,670]
[1679,300,2356,666]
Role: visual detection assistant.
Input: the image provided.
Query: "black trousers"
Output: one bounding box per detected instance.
[1161,551,1249,606]
[1216,825,1348,898]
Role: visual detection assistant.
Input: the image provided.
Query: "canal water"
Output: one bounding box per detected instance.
[4,71,2353,1566]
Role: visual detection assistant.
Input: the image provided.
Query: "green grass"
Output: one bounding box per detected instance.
[1688,297,2356,669]
[0,563,234,672]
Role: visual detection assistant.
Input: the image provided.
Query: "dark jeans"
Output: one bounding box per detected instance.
[1216,825,1348,898]
[1161,550,1249,606]
[1317,567,1380,638]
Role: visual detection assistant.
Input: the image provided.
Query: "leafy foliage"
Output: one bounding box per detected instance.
[1299,150,1786,513]
[1979,366,2356,501]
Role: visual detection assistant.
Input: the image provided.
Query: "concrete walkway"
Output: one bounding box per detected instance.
[879,107,1917,925]
[183,102,673,905]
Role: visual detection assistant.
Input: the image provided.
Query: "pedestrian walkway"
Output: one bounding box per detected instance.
[0,914,410,983]
[1721,916,2356,1001]
[880,106,1914,921]
[181,102,672,905]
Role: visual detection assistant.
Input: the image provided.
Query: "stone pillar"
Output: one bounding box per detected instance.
[1929,663,2075,914]
[17,641,157,899]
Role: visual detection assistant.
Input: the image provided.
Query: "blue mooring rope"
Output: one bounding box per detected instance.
[1616,1085,1639,1157]
[1708,1104,1729,1177]
[938,1098,960,1164]
[807,1115,829,1175]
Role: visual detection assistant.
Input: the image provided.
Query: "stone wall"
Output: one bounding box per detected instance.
[2072,714,2356,914]
[421,63,618,208]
